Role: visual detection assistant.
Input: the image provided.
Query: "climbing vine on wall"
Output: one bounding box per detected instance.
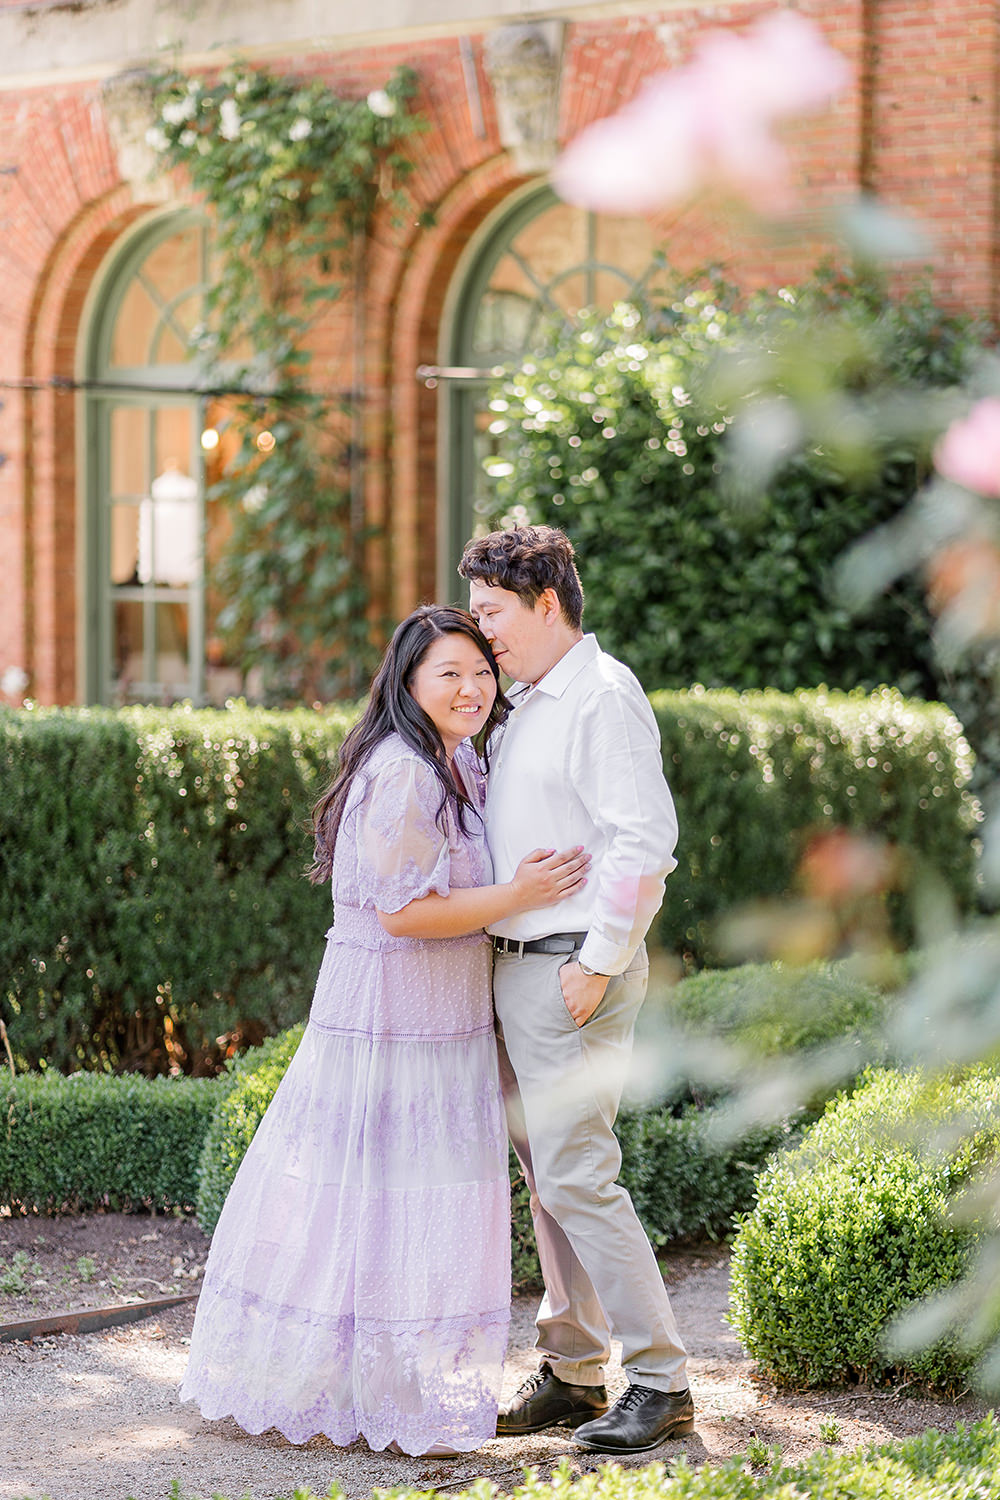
[148,64,425,700]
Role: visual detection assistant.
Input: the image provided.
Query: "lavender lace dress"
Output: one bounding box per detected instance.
[180,735,510,1453]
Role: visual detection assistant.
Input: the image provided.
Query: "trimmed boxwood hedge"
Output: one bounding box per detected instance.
[0,686,974,1074]
[642,956,894,1111]
[0,701,355,1075]
[730,1065,1000,1390]
[651,685,977,962]
[0,1070,222,1213]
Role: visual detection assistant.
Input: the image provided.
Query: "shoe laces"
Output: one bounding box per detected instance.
[615,1384,653,1414]
[515,1366,550,1399]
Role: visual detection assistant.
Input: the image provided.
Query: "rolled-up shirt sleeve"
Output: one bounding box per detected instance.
[569,686,678,975]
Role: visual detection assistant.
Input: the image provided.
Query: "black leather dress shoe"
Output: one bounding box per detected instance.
[496,1363,608,1435]
[572,1385,695,1452]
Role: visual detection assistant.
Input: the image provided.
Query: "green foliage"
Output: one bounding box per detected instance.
[155,1415,1000,1499]
[651,685,976,962]
[729,1066,1000,1389]
[661,958,890,1059]
[0,1250,40,1294]
[0,1070,222,1213]
[205,956,888,1282]
[744,1434,778,1470]
[487,272,981,703]
[511,1109,798,1289]
[0,688,973,1070]
[195,1023,305,1232]
[148,63,426,701]
[150,67,422,365]
[646,957,894,1111]
[0,703,354,1074]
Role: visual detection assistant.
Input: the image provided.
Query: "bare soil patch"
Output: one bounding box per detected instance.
[0,1211,206,1316]
[0,1214,991,1500]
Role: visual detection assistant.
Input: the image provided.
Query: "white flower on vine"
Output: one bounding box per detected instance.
[235,76,251,96]
[219,98,242,140]
[144,125,170,153]
[1,666,28,697]
[288,116,312,142]
[162,96,196,126]
[366,89,396,118]
[179,129,197,149]
[242,483,268,513]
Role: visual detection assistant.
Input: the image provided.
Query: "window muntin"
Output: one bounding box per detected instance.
[88,215,244,705]
[444,187,668,584]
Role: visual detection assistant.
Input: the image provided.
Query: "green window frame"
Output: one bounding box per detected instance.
[84,212,212,705]
[441,185,666,593]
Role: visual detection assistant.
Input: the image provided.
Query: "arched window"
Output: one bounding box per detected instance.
[440,185,669,590]
[84,213,241,705]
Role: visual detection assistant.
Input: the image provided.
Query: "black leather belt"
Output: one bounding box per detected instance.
[492,931,588,958]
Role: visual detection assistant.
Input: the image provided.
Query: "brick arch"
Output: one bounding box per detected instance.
[22,194,178,702]
[370,157,532,618]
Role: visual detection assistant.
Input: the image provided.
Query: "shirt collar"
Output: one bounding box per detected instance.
[510,634,598,704]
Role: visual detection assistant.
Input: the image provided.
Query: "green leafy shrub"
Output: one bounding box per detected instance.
[662,958,890,1055]
[0,1071,223,1213]
[645,957,895,1109]
[195,1023,306,1232]
[651,685,976,961]
[511,1109,800,1289]
[729,1066,1000,1389]
[0,687,973,1072]
[196,968,875,1278]
[0,702,354,1075]
[487,274,979,702]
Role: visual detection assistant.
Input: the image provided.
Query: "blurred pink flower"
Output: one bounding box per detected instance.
[934,398,1000,498]
[552,10,849,216]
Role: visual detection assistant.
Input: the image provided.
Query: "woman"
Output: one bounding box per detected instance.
[180,606,588,1456]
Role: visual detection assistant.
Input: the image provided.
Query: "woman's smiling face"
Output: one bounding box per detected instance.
[408,631,498,756]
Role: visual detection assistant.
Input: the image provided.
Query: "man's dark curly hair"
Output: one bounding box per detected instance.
[458,525,584,629]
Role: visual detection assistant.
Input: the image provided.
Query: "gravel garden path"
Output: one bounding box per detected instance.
[0,1214,990,1500]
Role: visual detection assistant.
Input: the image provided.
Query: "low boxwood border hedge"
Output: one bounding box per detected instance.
[0,1071,222,1213]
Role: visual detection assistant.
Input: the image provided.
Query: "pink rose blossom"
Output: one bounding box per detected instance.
[552,10,849,217]
[934,398,1000,498]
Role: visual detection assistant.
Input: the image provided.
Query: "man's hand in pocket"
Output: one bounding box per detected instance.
[559,962,610,1027]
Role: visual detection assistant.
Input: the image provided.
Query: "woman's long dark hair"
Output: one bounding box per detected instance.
[309,605,509,884]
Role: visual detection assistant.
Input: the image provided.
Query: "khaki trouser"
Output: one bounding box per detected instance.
[493,945,688,1393]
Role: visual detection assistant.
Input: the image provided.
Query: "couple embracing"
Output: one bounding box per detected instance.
[180,525,693,1458]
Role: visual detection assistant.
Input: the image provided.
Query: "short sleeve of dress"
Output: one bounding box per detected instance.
[355,754,451,914]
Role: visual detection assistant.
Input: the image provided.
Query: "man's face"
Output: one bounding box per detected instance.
[468,581,550,685]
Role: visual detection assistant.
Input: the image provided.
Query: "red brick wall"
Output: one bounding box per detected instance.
[0,84,123,702]
[866,0,1000,316]
[2,2,997,702]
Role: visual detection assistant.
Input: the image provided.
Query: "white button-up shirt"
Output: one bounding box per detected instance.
[485,634,678,975]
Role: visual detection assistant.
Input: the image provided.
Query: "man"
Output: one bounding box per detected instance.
[460,524,693,1455]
